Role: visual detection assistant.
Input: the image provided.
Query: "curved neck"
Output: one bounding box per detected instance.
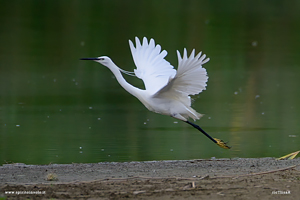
[107,62,143,98]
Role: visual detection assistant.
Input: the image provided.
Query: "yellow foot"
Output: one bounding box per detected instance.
[214,138,231,149]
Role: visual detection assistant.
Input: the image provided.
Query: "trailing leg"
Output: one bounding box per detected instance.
[185,121,231,149]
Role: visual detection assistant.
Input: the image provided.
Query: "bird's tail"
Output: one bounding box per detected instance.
[186,106,203,121]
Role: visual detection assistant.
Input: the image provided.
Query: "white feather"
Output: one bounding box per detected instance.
[129,37,176,95]
[153,48,209,120]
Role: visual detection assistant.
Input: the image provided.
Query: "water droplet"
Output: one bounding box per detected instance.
[144,122,147,125]
[79,147,82,149]
[262,112,265,115]
[173,121,178,124]
[234,91,238,95]
[251,41,258,47]
[53,79,56,82]
[101,149,105,151]
[170,149,173,152]
[89,107,93,109]
[97,118,101,120]
[255,95,260,99]
[16,125,20,127]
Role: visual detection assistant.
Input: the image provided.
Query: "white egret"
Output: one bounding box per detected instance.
[81,37,230,149]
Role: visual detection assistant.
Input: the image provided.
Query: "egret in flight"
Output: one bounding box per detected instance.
[81,37,230,149]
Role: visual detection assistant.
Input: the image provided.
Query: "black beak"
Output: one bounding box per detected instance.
[80,57,100,60]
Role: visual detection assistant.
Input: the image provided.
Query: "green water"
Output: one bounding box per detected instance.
[1,1,300,165]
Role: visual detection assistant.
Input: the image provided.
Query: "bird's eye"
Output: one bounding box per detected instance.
[99,58,105,60]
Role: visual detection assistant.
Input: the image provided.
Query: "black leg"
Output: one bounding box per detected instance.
[185,120,231,149]
[185,121,217,144]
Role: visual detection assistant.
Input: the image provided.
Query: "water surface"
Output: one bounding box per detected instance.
[0,1,299,164]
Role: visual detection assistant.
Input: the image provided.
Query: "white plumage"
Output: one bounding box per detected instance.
[128,37,209,121]
[81,37,231,149]
[129,37,176,95]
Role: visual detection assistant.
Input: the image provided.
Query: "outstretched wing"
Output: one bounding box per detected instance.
[129,37,176,94]
[155,48,209,103]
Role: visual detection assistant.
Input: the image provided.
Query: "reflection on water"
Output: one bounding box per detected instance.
[0,1,299,164]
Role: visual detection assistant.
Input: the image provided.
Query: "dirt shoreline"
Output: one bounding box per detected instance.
[1,158,299,199]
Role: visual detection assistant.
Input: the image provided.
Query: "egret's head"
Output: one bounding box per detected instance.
[80,56,112,67]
